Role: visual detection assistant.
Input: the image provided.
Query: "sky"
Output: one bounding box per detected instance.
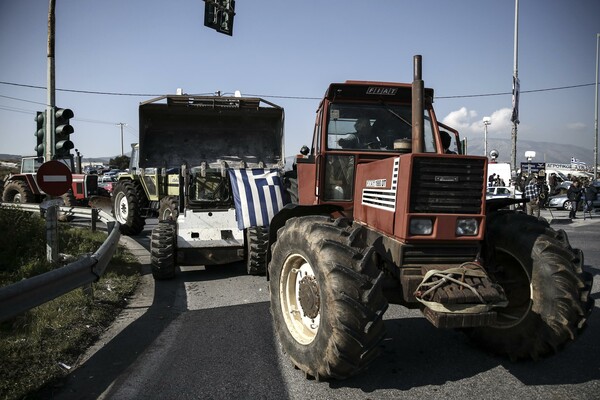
[1,0,599,164]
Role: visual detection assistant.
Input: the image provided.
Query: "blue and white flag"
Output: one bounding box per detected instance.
[571,157,585,165]
[511,76,520,124]
[228,168,286,230]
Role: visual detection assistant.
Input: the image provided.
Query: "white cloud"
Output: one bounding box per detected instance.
[441,107,513,136]
[566,122,586,130]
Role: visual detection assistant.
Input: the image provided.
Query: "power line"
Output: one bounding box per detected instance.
[0,81,162,97]
[1,80,596,102]
[436,83,596,99]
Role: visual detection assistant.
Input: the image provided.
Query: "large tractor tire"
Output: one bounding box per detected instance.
[57,189,76,222]
[269,216,388,380]
[2,180,35,203]
[245,226,269,275]
[465,211,594,360]
[150,220,177,280]
[158,196,179,222]
[112,180,145,235]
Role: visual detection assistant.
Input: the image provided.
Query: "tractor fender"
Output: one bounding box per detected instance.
[266,203,344,277]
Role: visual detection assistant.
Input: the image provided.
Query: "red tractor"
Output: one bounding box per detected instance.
[1,156,101,220]
[267,56,594,380]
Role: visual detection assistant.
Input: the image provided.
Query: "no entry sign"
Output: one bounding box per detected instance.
[36,160,73,196]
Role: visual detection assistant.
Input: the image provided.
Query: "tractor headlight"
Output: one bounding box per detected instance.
[410,218,433,235]
[456,218,479,236]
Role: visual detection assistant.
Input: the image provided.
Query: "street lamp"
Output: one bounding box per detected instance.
[483,117,491,157]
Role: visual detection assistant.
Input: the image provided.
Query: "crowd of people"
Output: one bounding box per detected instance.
[517,172,598,220]
[565,178,598,219]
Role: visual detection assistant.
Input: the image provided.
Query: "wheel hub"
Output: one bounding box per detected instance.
[298,275,320,319]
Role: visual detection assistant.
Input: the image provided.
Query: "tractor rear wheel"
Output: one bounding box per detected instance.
[269,216,387,380]
[2,181,35,203]
[151,220,177,280]
[465,211,593,360]
[112,180,145,235]
[158,196,179,221]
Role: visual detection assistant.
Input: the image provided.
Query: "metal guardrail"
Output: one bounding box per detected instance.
[0,202,121,323]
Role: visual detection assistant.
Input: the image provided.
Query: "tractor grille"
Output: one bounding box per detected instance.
[410,157,485,214]
[401,244,480,266]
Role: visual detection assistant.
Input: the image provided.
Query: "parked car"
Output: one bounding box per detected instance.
[98,175,116,194]
[486,186,522,200]
[548,194,575,210]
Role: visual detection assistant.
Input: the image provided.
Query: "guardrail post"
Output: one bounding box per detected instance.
[46,204,59,263]
[91,208,98,231]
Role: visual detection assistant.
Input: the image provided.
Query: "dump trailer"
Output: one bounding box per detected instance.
[115,95,287,279]
[266,56,594,380]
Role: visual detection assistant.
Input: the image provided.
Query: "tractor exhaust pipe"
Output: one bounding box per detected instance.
[412,55,425,153]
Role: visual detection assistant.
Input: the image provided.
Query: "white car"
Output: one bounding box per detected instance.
[486,186,520,200]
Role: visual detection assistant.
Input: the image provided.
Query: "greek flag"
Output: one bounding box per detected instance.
[228,168,286,230]
[571,157,585,165]
[511,76,520,124]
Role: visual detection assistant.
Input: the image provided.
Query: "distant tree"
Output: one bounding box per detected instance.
[109,155,130,170]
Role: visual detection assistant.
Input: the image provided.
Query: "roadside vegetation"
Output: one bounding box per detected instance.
[0,208,141,400]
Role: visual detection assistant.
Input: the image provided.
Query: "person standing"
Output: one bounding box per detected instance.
[524,178,541,218]
[548,173,558,195]
[583,182,598,219]
[567,180,583,219]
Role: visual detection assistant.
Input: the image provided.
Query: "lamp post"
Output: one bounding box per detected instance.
[483,117,491,157]
[116,123,127,156]
[594,32,599,179]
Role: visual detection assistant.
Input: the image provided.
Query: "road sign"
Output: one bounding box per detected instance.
[36,160,73,196]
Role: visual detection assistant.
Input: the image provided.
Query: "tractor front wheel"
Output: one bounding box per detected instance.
[150,220,177,280]
[246,226,269,275]
[269,216,387,380]
[112,180,145,235]
[466,211,593,360]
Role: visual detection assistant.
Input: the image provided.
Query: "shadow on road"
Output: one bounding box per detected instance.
[42,224,287,400]
[329,303,600,393]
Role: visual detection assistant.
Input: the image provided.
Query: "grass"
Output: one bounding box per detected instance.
[0,208,141,400]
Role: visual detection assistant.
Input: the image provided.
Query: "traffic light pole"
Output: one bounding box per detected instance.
[45,0,58,263]
[45,0,55,162]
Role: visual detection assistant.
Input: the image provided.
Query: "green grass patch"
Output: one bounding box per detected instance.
[0,209,142,400]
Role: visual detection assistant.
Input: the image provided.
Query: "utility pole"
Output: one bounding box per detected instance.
[117,123,127,156]
[510,0,520,176]
[45,0,58,263]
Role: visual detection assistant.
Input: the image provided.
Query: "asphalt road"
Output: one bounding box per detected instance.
[53,209,600,400]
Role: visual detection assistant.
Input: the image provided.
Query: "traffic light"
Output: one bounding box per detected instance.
[204,0,235,36]
[54,108,74,158]
[35,111,46,158]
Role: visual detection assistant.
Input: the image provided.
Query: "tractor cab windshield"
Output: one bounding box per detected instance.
[326,103,437,153]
